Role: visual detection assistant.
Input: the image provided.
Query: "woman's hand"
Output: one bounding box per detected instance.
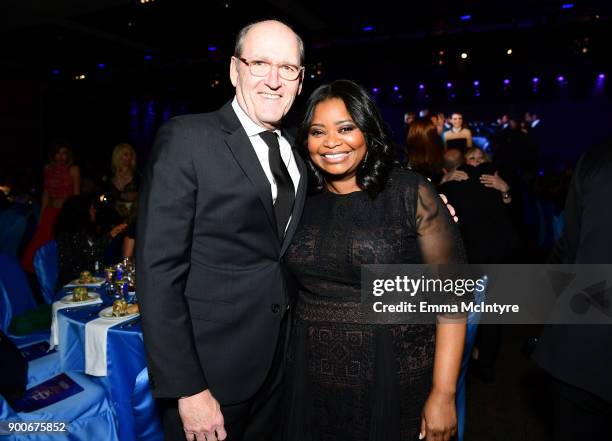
[110,223,128,238]
[479,171,509,193]
[420,389,457,441]
[438,194,458,223]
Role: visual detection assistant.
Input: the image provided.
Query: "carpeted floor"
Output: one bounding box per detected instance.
[465,325,553,440]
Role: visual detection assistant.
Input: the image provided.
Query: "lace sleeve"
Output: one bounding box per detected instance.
[415,178,466,264]
[414,178,469,319]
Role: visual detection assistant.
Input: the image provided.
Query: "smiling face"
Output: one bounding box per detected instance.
[307,98,367,192]
[230,21,303,130]
[451,113,463,129]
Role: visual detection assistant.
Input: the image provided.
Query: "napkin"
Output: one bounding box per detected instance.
[49,296,103,349]
[85,313,139,376]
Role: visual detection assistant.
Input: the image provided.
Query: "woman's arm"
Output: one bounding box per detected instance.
[123,236,135,258]
[465,129,473,147]
[70,165,81,195]
[479,171,512,204]
[420,323,465,440]
[415,178,467,440]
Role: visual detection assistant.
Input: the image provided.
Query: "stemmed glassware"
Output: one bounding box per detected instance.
[104,259,136,303]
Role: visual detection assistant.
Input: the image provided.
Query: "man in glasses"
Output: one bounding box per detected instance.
[137,20,306,441]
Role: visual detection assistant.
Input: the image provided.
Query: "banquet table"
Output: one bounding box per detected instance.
[54,286,162,441]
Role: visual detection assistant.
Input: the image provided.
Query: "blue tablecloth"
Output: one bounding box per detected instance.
[55,287,161,441]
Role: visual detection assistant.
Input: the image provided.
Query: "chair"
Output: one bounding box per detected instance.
[455,276,487,441]
[0,253,60,385]
[18,339,62,389]
[0,371,119,441]
[0,253,37,333]
[131,367,163,441]
[0,210,27,258]
[33,241,59,304]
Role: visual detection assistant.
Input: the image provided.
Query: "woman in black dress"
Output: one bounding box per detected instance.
[284,80,466,441]
[54,193,126,287]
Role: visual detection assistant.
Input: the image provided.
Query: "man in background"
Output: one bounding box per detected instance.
[533,138,612,439]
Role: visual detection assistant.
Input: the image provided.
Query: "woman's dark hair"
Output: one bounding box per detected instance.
[48,139,74,165]
[54,193,97,237]
[297,79,395,198]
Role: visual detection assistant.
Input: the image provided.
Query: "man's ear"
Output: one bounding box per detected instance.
[229,57,238,87]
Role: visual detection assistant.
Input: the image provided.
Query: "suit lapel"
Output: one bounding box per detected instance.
[281,148,307,256]
[219,102,277,232]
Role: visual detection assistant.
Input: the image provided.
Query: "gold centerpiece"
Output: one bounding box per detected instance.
[78,271,94,284]
[72,286,89,302]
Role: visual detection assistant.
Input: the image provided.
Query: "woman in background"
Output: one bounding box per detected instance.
[21,140,80,272]
[103,142,139,224]
[405,118,445,184]
[54,193,126,288]
[443,112,473,154]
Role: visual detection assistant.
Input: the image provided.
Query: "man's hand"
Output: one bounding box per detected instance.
[439,170,468,185]
[179,389,227,441]
[439,194,458,223]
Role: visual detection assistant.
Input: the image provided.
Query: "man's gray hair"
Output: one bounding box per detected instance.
[234,19,305,65]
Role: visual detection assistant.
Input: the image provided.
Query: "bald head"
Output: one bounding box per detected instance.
[443,149,464,172]
[234,20,304,65]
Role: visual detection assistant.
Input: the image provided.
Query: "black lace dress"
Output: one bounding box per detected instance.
[284,168,465,441]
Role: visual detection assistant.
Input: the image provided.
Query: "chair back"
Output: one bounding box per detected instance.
[33,241,59,304]
[0,254,37,332]
[0,210,27,257]
[0,392,17,420]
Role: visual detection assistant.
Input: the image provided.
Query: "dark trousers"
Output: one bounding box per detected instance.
[160,317,288,441]
[551,378,612,441]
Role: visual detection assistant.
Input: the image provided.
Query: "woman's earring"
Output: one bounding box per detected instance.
[362,150,369,168]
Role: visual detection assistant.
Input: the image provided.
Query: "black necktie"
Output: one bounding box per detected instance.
[259,131,295,239]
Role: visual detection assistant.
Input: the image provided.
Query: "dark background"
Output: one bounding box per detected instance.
[1,0,611,191]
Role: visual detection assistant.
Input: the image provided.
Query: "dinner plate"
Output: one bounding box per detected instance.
[60,292,100,304]
[98,306,139,320]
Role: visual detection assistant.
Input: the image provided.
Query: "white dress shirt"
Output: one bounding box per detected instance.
[231,98,300,231]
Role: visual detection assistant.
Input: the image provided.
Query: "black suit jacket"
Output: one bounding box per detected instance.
[533,138,612,402]
[136,101,307,404]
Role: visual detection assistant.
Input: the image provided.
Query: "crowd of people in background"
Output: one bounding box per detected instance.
[403,108,569,382]
[0,102,567,381]
[404,108,566,253]
[0,107,567,291]
[0,141,139,302]
[0,108,565,278]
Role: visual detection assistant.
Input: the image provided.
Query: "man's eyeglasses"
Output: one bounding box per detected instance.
[235,57,304,81]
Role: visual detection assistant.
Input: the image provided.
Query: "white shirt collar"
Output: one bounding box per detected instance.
[232,97,281,138]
